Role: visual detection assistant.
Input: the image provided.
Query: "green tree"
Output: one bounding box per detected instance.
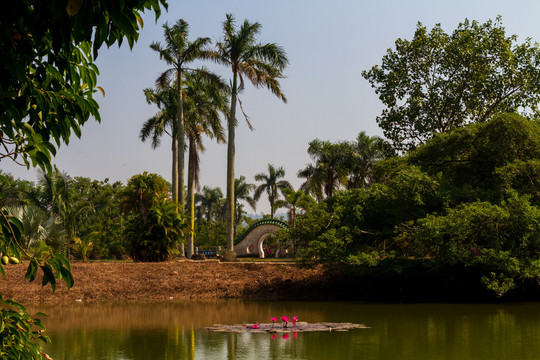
[298,139,350,200]
[122,172,183,262]
[362,17,540,150]
[214,14,289,257]
[234,176,256,237]
[1,0,167,173]
[140,85,180,203]
[0,1,167,357]
[195,186,224,223]
[183,71,227,258]
[254,164,292,219]
[346,132,393,189]
[149,19,215,208]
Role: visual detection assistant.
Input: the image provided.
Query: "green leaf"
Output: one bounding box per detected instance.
[25,259,39,282]
[40,264,56,291]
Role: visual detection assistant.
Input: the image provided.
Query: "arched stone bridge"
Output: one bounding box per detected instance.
[233,219,289,258]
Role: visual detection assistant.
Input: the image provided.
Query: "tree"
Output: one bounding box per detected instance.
[183,71,227,258]
[254,164,292,219]
[234,176,256,237]
[346,132,392,189]
[362,17,540,151]
[122,172,183,262]
[1,0,167,173]
[195,186,224,223]
[149,19,215,208]
[214,14,289,257]
[0,1,167,357]
[282,188,315,229]
[140,85,180,204]
[298,139,350,200]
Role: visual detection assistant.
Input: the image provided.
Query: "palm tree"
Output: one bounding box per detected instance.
[4,205,67,252]
[183,71,227,258]
[140,85,179,201]
[234,176,256,237]
[298,140,350,200]
[35,168,92,241]
[195,186,224,223]
[346,132,392,189]
[254,164,292,219]
[149,19,215,210]
[214,14,289,256]
[281,188,315,229]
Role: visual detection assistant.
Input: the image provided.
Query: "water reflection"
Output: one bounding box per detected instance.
[32,301,540,360]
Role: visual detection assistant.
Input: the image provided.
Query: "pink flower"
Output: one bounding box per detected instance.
[281,316,289,327]
[252,322,259,329]
[271,317,277,327]
[292,316,298,326]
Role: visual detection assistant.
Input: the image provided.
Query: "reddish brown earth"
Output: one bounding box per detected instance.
[0,260,342,304]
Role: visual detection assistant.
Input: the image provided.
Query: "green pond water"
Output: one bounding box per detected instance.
[33,301,540,360]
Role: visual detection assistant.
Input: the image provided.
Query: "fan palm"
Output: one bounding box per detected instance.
[214,14,289,254]
[254,164,292,219]
[149,19,215,209]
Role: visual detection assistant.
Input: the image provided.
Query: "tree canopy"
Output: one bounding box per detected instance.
[362,17,540,151]
[1,0,167,172]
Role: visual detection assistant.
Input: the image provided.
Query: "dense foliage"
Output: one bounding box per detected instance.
[292,114,540,298]
[363,17,540,151]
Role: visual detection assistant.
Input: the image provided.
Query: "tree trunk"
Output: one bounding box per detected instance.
[171,132,178,203]
[186,136,196,258]
[177,70,185,213]
[226,71,238,254]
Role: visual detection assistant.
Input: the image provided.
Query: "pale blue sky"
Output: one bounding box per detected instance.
[4,0,540,213]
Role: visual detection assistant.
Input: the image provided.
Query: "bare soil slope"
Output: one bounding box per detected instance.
[0,261,340,304]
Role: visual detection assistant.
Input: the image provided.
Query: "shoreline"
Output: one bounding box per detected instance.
[0,261,338,305]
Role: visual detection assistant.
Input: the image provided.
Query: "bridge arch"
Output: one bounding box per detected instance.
[233,219,289,258]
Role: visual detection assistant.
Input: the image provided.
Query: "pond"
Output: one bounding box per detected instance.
[33,301,540,360]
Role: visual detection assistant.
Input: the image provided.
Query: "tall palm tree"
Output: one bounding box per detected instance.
[254,164,292,219]
[140,85,179,200]
[183,71,227,258]
[214,14,289,256]
[297,140,350,200]
[149,19,215,210]
[234,176,256,237]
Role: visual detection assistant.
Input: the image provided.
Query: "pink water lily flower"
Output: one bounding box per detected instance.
[281,316,289,327]
[271,317,277,327]
[292,316,298,326]
[252,323,259,329]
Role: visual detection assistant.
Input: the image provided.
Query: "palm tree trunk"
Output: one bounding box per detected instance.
[226,71,238,254]
[177,70,186,213]
[186,136,196,258]
[171,134,178,203]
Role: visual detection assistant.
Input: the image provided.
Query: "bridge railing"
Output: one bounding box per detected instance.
[194,246,222,258]
[234,219,289,245]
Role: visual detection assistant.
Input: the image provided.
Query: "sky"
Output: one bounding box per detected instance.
[4,0,540,213]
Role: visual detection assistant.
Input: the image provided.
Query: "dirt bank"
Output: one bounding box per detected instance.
[0,261,342,304]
